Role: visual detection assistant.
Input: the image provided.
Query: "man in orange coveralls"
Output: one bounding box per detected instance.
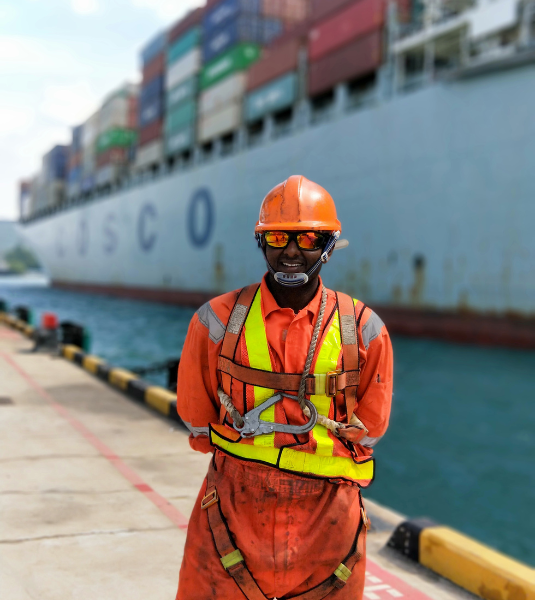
[175,175,393,600]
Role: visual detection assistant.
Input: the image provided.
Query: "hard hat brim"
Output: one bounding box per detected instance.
[255,220,341,233]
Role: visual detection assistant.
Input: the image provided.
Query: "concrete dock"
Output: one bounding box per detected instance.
[0,322,480,600]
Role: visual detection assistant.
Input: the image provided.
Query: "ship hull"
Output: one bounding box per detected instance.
[20,63,535,341]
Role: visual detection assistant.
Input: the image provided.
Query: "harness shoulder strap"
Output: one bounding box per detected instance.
[219,284,261,396]
[336,292,361,422]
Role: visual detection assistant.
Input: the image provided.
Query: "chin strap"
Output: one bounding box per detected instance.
[256,231,340,288]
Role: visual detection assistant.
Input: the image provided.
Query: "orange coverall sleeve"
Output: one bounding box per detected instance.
[176,313,221,454]
[354,309,394,456]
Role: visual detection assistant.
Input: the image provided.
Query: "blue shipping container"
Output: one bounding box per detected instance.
[203,0,260,35]
[166,77,197,111]
[140,75,164,104]
[68,166,82,184]
[167,27,201,65]
[139,96,163,128]
[81,175,94,192]
[262,17,283,44]
[203,15,263,63]
[141,30,167,66]
[245,72,297,122]
[43,145,69,181]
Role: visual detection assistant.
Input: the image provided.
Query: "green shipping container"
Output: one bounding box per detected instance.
[166,77,197,112]
[167,27,201,65]
[165,125,195,156]
[96,128,137,154]
[200,43,261,90]
[165,99,197,135]
[245,72,297,123]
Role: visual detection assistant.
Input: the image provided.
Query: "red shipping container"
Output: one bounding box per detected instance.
[308,0,383,61]
[265,17,311,47]
[312,0,410,25]
[96,147,129,168]
[69,150,82,170]
[139,120,162,147]
[142,52,165,84]
[169,6,204,44]
[247,37,302,91]
[262,0,309,21]
[308,30,382,96]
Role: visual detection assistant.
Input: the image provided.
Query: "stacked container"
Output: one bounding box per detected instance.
[202,0,290,64]
[33,145,69,209]
[261,0,309,23]
[81,111,100,192]
[95,83,138,187]
[165,9,204,159]
[67,124,84,197]
[137,30,167,171]
[307,0,387,97]
[245,22,309,124]
[199,42,261,143]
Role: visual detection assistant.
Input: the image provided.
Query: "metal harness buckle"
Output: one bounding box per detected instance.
[201,489,219,510]
[325,371,340,397]
[233,393,318,438]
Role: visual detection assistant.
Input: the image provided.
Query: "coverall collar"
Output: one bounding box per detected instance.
[260,273,324,319]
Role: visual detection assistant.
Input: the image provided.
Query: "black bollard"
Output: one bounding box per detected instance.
[0,299,7,313]
[14,306,32,324]
[60,322,90,351]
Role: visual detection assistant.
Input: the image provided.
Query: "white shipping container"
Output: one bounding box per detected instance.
[136,140,164,170]
[198,102,242,143]
[96,164,123,186]
[99,96,129,134]
[199,72,246,116]
[166,48,201,90]
[82,111,100,147]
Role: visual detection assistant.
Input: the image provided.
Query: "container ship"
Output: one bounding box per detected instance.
[17,0,535,345]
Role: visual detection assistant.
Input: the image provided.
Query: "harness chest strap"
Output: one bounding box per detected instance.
[202,464,367,600]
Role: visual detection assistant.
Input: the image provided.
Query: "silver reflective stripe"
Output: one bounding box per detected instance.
[196,302,226,343]
[362,311,384,349]
[360,435,381,448]
[183,421,209,437]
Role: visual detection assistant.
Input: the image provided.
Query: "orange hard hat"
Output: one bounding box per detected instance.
[255,175,341,233]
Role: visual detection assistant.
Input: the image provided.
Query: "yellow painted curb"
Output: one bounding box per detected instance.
[83,355,105,374]
[145,386,174,416]
[109,368,138,390]
[62,345,82,361]
[420,526,535,600]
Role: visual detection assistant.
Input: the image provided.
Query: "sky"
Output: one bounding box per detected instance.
[0,0,203,221]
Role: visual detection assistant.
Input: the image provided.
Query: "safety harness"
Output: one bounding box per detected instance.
[201,458,369,600]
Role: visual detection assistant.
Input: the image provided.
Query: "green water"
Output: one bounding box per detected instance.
[1,278,534,566]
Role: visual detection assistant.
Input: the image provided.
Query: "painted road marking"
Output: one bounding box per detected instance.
[1,346,435,599]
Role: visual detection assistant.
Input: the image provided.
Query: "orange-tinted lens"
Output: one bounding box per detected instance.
[297,232,324,250]
[265,231,289,248]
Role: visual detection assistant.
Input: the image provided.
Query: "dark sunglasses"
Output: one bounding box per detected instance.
[264,231,327,251]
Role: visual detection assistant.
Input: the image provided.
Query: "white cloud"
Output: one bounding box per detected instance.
[71,0,100,15]
[0,106,35,136]
[39,81,99,125]
[130,0,203,21]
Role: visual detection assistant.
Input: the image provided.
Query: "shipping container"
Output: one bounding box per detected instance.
[246,37,301,91]
[81,175,95,193]
[139,96,163,128]
[262,17,284,44]
[169,6,204,44]
[166,77,198,111]
[42,146,69,182]
[203,15,264,62]
[245,71,297,121]
[165,125,195,156]
[261,0,309,21]
[96,147,129,168]
[198,101,242,142]
[139,120,163,147]
[71,124,84,152]
[96,129,138,154]
[136,139,163,169]
[140,30,167,66]
[199,72,246,115]
[311,0,410,26]
[67,166,82,184]
[308,0,383,61]
[142,52,165,83]
[166,48,202,90]
[82,111,100,148]
[203,0,261,35]
[307,30,382,96]
[99,85,138,134]
[140,75,164,103]
[200,43,261,89]
[69,150,82,171]
[167,27,201,65]
[96,164,124,187]
[165,99,197,133]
